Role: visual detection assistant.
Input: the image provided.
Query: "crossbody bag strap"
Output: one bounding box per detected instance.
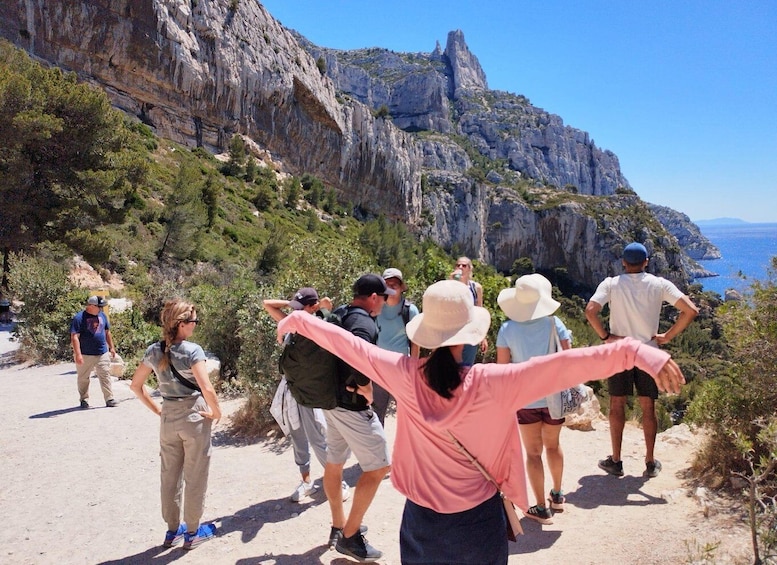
[160,341,201,392]
[447,430,524,537]
[447,431,499,490]
[547,317,561,354]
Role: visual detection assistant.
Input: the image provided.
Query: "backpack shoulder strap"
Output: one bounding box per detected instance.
[400,298,412,326]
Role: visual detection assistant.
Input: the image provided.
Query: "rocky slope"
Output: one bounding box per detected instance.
[0,0,714,290]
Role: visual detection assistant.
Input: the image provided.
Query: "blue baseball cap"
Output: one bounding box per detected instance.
[622,242,648,264]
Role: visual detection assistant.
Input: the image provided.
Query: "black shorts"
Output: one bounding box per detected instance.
[517,407,564,425]
[607,368,658,399]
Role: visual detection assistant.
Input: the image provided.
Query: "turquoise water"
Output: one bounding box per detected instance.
[696,223,777,296]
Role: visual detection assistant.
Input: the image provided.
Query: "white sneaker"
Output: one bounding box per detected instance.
[291,480,318,502]
[341,481,350,502]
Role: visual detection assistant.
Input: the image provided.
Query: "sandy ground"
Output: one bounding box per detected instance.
[0,323,753,565]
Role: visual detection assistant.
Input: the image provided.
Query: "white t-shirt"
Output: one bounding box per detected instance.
[590,272,685,346]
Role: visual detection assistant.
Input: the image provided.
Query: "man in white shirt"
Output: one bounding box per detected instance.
[586,242,698,478]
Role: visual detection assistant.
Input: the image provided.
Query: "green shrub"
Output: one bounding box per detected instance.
[109,307,160,376]
[7,253,83,362]
[687,264,777,483]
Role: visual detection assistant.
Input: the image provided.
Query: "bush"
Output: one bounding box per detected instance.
[7,253,82,362]
[108,307,160,377]
[687,263,777,483]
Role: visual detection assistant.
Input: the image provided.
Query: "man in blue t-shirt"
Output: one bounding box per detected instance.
[70,295,118,409]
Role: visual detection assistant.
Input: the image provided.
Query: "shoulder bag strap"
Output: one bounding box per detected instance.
[547,317,561,354]
[160,341,201,392]
[447,430,500,489]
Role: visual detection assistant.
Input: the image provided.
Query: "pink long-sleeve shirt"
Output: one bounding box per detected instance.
[277,311,670,514]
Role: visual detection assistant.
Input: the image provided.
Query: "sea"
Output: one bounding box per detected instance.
[694,222,777,296]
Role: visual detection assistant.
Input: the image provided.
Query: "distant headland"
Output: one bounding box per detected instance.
[693,217,750,227]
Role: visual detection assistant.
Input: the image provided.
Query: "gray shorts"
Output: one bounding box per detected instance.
[324,407,391,471]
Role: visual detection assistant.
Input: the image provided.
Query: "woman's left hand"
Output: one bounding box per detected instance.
[277,312,298,343]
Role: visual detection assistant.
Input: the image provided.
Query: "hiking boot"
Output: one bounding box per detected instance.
[548,490,566,513]
[105,399,118,407]
[328,525,368,550]
[290,480,318,502]
[598,455,624,476]
[162,523,187,548]
[524,505,554,525]
[341,480,350,501]
[335,531,382,562]
[79,399,89,409]
[182,523,216,550]
[644,459,662,478]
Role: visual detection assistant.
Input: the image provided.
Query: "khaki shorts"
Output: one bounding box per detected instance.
[324,407,390,471]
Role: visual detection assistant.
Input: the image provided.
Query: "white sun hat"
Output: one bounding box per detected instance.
[497,273,560,322]
[405,280,491,349]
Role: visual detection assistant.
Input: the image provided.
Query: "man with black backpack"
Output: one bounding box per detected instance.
[374,268,419,427]
[322,274,394,562]
[264,288,350,504]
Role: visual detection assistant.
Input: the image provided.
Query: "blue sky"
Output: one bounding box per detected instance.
[260,1,777,223]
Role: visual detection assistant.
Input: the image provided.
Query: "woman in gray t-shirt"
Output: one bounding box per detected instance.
[130,299,222,550]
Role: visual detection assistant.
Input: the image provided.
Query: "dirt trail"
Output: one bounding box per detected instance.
[0,325,751,564]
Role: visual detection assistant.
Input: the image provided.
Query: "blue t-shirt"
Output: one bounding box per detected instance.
[496,316,571,409]
[142,340,207,399]
[376,299,419,355]
[70,310,110,355]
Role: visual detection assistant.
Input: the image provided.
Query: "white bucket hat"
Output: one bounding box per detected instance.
[497,273,560,322]
[405,280,491,349]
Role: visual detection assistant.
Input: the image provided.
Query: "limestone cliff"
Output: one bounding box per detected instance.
[0,0,709,289]
[299,30,629,196]
[0,0,422,220]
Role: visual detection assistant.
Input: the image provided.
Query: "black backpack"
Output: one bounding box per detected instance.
[278,308,347,409]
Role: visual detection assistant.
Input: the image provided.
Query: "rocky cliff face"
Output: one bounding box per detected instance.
[648,204,720,261]
[300,30,629,197]
[0,0,709,290]
[0,0,422,220]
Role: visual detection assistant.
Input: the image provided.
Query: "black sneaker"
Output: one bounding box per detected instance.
[598,455,624,476]
[328,525,368,549]
[105,399,118,407]
[79,399,89,409]
[548,490,566,513]
[644,459,662,478]
[524,505,553,525]
[335,532,382,562]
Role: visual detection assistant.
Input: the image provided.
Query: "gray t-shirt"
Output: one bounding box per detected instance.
[142,340,206,399]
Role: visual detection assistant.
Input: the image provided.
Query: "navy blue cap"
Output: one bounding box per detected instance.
[623,242,648,264]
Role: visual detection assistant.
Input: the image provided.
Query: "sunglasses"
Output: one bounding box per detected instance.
[183,318,200,324]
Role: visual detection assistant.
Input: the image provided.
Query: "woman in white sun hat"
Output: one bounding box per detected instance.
[497,273,571,525]
[277,279,685,564]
